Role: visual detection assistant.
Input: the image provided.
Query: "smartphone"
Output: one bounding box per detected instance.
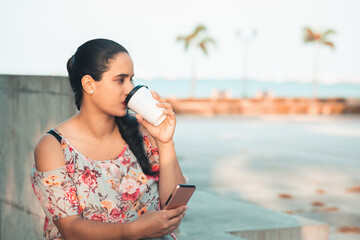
[163,184,196,210]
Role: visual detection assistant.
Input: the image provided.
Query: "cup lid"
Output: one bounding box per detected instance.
[124,85,148,106]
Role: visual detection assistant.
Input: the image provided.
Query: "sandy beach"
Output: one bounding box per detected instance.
[174,115,360,240]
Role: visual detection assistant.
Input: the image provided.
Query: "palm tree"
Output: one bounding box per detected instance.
[177,24,216,98]
[303,27,335,98]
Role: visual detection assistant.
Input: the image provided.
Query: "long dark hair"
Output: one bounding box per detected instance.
[67,38,157,176]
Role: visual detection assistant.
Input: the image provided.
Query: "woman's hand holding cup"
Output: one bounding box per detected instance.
[125,85,176,143]
[135,90,176,144]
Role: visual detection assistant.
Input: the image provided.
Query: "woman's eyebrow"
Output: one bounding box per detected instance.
[115,73,135,78]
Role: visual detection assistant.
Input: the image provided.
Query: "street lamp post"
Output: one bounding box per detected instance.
[236,29,257,99]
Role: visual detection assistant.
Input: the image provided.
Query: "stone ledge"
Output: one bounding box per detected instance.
[0,74,71,95]
[178,190,328,240]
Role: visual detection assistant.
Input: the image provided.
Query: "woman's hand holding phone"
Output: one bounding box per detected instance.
[128,206,187,239]
[127,184,195,239]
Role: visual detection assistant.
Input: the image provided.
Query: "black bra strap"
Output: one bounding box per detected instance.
[47,130,62,143]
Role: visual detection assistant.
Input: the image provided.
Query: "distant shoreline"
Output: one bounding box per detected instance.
[167,97,360,115]
[1,74,359,115]
[1,74,359,99]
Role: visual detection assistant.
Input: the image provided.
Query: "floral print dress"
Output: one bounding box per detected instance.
[30,129,176,240]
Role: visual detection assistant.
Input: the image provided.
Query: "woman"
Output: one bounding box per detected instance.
[30,38,186,239]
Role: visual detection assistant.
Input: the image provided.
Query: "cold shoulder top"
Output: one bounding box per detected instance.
[30,129,176,240]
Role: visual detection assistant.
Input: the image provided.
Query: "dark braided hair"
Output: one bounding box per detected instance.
[66,38,157,176]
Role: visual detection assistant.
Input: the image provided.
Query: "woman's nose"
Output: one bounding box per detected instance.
[124,81,135,94]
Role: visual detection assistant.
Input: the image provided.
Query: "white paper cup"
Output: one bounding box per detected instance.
[125,85,167,126]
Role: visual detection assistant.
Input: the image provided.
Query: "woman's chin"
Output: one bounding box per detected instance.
[115,109,128,117]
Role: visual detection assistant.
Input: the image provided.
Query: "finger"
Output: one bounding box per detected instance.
[151,91,166,103]
[162,109,175,119]
[135,114,143,122]
[156,102,172,110]
[151,91,161,100]
[161,210,186,236]
[167,211,186,228]
[136,114,152,129]
[164,206,187,219]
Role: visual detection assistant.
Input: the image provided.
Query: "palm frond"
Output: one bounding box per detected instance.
[193,25,207,37]
[176,36,186,43]
[322,29,336,44]
[198,37,216,56]
[322,29,336,38]
[184,41,190,51]
[176,35,191,51]
[185,25,207,42]
[199,42,208,55]
[200,37,216,45]
[303,27,316,42]
[304,27,315,36]
[323,41,335,49]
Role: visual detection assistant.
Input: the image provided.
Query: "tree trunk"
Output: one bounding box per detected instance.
[312,42,321,99]
[242,39,250,98]
[190,51,197,98]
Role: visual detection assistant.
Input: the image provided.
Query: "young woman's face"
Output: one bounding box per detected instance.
[92,53,135,117]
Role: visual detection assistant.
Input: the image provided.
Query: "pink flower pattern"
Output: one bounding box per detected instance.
[29,130,174,240]
[120,157,132,166]
[65,187,78,206]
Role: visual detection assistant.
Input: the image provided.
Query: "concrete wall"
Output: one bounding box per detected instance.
[0,75,76,240]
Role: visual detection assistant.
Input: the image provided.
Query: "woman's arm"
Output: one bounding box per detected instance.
[55,207,186,240]
[156,139,185,208]
[136,91,185,208]
[138,126,185,208]
[55,216,132,240]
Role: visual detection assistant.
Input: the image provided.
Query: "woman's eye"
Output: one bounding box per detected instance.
[118,79,125,83]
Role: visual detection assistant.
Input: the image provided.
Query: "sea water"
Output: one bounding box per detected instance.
[134,78,360,99]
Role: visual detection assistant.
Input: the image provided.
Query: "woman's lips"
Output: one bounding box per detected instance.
[122,102,126,107]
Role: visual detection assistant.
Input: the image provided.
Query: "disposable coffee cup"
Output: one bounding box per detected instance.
[125,85,167,126]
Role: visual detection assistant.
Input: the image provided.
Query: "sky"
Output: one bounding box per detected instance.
[1,0,360,83]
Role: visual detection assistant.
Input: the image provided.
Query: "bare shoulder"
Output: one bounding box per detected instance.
[53,115,77,135]
[34,133,65,172]
[139,125,158,148]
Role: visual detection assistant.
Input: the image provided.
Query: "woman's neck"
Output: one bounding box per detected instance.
[75,106,118,140]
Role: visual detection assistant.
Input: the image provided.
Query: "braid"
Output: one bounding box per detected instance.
[66,54,83,111]
[116,114,158,176]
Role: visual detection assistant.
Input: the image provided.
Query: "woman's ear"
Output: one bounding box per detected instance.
[81,75,95,95]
